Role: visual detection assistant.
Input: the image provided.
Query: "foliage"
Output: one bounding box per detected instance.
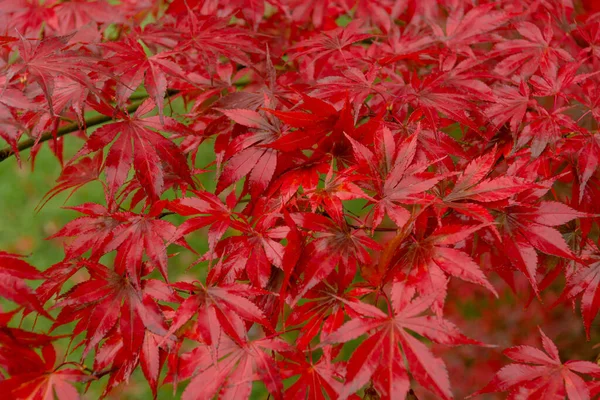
[1,0,600,399]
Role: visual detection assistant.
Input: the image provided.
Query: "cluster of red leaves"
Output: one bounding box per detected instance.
[2,0,600,399]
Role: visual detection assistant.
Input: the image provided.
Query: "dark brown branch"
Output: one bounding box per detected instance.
[0,89,180,163]
[348,223,398,232]
[158,211,175,219]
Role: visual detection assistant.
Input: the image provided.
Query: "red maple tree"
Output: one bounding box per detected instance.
[1,0,600,399]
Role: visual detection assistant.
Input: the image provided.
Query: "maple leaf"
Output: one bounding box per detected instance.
[160,282,272,347]
[282,0,331,27]
[51,261,168,357]
[325,284,480,399]
[473,328,600,399]
[92,324,173,397]
[215,108,282,197]
[0,343,91,400]
[396,72,481,131]
[103,37,188,120]
[530,60,599,99]
[77,98,192,201]
[49,202,121,260]
[378,23,436,64]
[287,21,372,78]
[185,205,286,289]
[7,33,101,115]
[519,106,580,159]
[281,351,344,400]
[383,223,497,314]
[102,203,183,285]
[48,76,91,123]
[51,201,185,287]
[492,17,574,77]
[285,283,365,351]
[38,152,103,210]
[36,260,90,307]
[175,13,258,67]
[303,164,369,224]
[572,133,600,202]
[444,149,524,203]
[437,58,495,101]
[429,3,510,55]
[312,65,383,114]
[289,212,380,303]
[288,21,371,64]
[180,334,290,400]
[168,190,235,252]
[556,240,600,338]
[0,251,51,319]
[437,148,532,227]
[139,330,164,397]
[117,161,201,210]
[496,200,587,295]
[485,81,532,133]
[346,126,445,230]
[214,46,286,112]
[0,92,31,157]
[264,95,343,153]
[47,0,118,35]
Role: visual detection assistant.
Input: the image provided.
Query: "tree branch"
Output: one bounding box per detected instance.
[348,223,398,232]
[0,89,180,163]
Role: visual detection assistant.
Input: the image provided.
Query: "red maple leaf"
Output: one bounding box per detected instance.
[39,152,103,209]
[77,98,192,201]
[103,37,188,120]
[175,13,258,67]
[215,108,282,197]
[346,125,445,230]
[0,343,91,400]
[264,95,344,153]
[485,81,532,133]
[474,328,600,399]
[51,201,185,287]
[436,147,532,228]
[429,3,510,54]
[325,283,480,399]
[492,16,573,77]
[280,350,344,400]
[395,72,481,131]
[288,211,381,302]
[496,199,587,295]
[178,334,290,400]
[160,282,272,347]
[51,261,168,357]
[0,251,50,319]
[287,20,372,75]
[285,283,367,351]
[8,33,102,115]
[556,240,600,338]
[48,0,119,34]
[381,222,497,314]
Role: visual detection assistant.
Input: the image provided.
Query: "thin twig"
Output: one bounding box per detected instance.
[348,223,398,232]
[158,211,175,219]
